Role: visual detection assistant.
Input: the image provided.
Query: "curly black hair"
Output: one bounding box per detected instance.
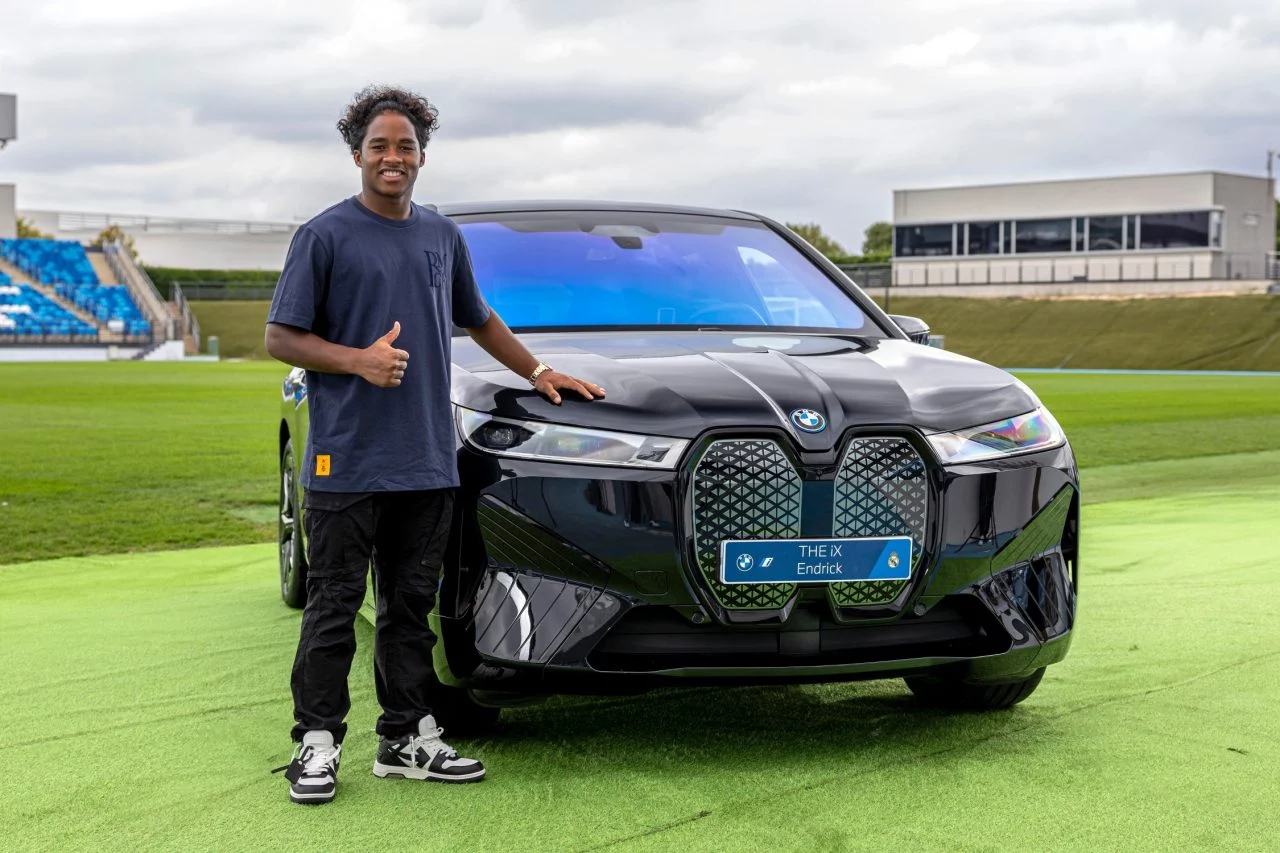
[336,85,440,153]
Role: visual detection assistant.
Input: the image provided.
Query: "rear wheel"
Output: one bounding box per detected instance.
[279,437,307,608]
[905,667,1045,710]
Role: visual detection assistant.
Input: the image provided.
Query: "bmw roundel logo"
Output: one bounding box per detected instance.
[736,553,754,572]
[790,408,827,433]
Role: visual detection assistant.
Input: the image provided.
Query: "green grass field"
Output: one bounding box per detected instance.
[194,294,1280,370]
[2,363,1278,564]
[875,294,1280,371]
[2,364,1279,851]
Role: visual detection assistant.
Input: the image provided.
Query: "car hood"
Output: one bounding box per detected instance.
[450,331,1037,450]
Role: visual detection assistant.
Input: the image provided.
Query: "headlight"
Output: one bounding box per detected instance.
[926,408,1066,465]
[457,408,689,469]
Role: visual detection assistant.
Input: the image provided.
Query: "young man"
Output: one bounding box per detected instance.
[265,85,604,805]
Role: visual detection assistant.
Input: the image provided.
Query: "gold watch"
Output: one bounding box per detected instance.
[528,362,553,386]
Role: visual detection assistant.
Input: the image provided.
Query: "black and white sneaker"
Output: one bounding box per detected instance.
[276,730,342,804]
[372,715,486,783]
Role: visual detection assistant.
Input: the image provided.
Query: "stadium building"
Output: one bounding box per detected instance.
[891,171,1277,286]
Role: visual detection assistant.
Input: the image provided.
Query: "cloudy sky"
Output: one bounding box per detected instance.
[2,0,1278,250]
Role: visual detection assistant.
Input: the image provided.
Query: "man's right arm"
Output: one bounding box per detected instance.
[266,321,409,389]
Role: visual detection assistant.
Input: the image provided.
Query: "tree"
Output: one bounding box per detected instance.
[785,222,847,261]
[16,216,50,239]
[862,221,893,259]
[91,224,139,260]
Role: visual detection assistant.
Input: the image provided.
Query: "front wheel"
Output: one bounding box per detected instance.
[279,437,308,608]
[905,667,1045,710]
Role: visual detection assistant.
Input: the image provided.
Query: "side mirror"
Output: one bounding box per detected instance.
[890,314,931,345]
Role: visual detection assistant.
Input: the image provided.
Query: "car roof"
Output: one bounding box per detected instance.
[433,199,763,222]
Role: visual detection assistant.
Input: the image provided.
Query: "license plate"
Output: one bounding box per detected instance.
[719,537,913,585]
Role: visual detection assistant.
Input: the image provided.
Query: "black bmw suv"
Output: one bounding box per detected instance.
[276,201,1078,732]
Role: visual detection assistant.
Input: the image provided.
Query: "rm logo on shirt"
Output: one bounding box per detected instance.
[425,251,443,288]
[315,454,331,477]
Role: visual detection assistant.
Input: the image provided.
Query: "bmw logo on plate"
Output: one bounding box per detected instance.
[736,553,754,572]
[790,408,827,433]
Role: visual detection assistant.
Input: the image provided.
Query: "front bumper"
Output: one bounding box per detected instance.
[439,430,1078,694]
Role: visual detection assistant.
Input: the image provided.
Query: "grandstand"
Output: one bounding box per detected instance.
[0,239,151,343]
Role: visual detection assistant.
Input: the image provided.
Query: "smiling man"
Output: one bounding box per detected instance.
[265,85,604,805]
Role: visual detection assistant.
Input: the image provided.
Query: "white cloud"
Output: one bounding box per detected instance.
[1,0,1278,249]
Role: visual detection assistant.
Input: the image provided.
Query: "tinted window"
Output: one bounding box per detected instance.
[1088,216,1123,251]
[966,222,999,255]
[895,224,953,257]
[1139,211,1211,249]
[1015,219,1072,253]
[456,212,875,333]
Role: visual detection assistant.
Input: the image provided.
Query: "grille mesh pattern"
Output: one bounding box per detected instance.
[692,439,801,610]
[829,438,929,607]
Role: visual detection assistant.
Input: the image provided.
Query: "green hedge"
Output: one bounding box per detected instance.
[142,266,281,290]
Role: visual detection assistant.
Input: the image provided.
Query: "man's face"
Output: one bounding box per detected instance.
[355,110,425,199]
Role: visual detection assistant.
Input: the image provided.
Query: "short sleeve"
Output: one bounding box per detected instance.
[267,226,331,333]
[451,227,491,329]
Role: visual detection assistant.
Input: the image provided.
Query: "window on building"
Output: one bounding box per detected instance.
[1139,211,1212,249]
[1088,216,1123,251]
[966,221,1000,255]
[1002,221,1013,254]
[1074,218,1085,252]
[895,224,954,257]
[1014,218,1072,253]
[1125,215,1138,249]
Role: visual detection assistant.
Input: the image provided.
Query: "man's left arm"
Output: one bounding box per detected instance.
[463,312,606,406]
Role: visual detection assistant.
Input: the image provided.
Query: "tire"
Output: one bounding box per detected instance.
[429,678,502,737]
[905,667,1045,711]
[279,437,308,608]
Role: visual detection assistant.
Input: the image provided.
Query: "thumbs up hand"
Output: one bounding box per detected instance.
[359,321,410,388]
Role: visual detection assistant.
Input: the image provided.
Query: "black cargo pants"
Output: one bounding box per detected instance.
[290,488,455,744]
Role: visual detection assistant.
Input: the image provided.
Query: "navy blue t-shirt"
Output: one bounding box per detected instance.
[268,197,491,493]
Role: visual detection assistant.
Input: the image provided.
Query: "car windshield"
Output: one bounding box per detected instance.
[454,211,879,334]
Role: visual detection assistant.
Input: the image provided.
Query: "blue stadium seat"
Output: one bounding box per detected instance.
[0,282,100,340]
[0,238,147,338]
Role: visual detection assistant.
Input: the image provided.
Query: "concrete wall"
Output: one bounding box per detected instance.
[894,251,1216,286]
[895,172,1217,222]
[0,345,145,362]
[17,209,296,270]
[0,184,15,239]
[1214,172,1276,262]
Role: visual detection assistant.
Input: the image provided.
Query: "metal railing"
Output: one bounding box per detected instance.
[170,282,202,352]
[48,209,298,236]
[103,241,176,342]
[850,251,1275,288]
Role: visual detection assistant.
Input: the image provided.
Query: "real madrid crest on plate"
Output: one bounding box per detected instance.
[789,408,826,433]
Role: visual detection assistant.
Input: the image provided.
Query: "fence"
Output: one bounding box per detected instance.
[872,251,1277,288]
[171,281,278,301]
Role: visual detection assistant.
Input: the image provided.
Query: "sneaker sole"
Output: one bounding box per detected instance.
[372,762,486,783]
[289,789,335,804]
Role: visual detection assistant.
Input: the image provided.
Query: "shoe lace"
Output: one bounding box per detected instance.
[300,743,341,776]
[407,724,456,760]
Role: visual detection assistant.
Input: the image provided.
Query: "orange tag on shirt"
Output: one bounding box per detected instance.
[316,454,331,476]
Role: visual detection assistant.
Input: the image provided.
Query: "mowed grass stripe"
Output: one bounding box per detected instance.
[1,483,1277,851]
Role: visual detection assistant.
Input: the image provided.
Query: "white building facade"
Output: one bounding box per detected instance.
[892,171,1276,286]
